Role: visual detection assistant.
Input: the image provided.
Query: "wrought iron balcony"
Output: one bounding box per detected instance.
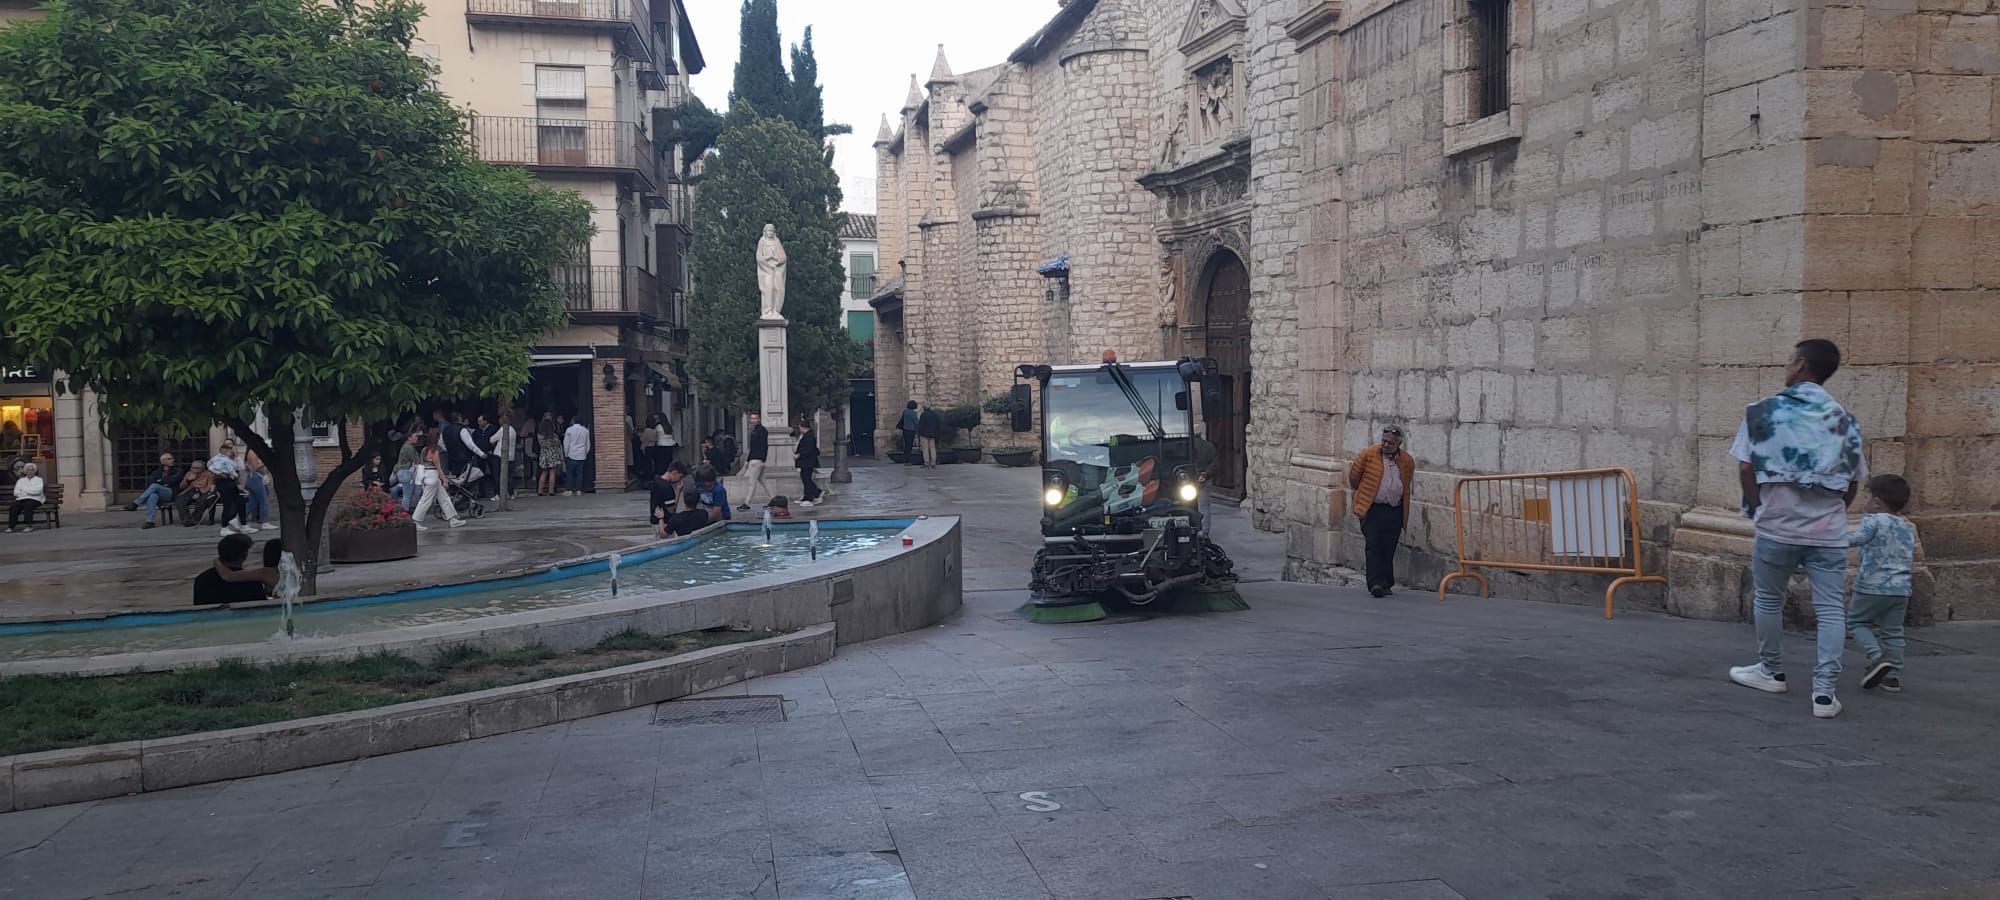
[556,265,663,320]
[465,0,653,64]
[471,116,662,194]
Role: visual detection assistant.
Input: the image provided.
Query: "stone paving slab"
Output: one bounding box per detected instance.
[6,570,2000,898]
[6,470,1999,898]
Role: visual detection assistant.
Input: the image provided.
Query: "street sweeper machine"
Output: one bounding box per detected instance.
[1007,353,1242,624]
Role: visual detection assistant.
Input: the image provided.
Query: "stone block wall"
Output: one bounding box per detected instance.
[1242,1,1305,531]
[1276,0,1709,612]
[1032,0,1162,365]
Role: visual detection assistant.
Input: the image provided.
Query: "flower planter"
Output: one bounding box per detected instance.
[954,447,983,464]
[991,450,1036,468]
[329,524,418,563]
[886,451,910,464]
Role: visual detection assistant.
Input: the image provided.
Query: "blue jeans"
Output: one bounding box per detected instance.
[244,472,268,523]
[391,467,418,510]
[1751,537,1847,696]
[564,458,586,493]
[1849,592,1908,674]
[136,484,174,523]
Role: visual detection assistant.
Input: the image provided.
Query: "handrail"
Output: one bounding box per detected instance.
[470,116,661,193]
[1437,466,1666,618]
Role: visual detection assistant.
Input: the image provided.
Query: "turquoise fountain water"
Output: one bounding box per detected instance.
[0,522,906,662]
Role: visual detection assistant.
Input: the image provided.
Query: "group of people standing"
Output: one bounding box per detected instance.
[1349,338,1915,719]
[384,409,596,529]
[896,402,944,469]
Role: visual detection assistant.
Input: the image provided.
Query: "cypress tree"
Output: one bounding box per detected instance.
[729,0,791,120]
[788,26,824,142]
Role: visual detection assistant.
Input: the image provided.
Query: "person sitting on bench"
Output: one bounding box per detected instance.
[6,462,45,533]
[193,533,276,605]
[174,459,216,526]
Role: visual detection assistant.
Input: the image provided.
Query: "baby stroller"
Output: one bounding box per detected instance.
[445,463,487,519]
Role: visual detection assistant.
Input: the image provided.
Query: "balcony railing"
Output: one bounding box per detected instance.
[472,116,662,194]
[557,265,663,320]
[465,0,652,64]
[849,275,877,300]
[660,182,692,229]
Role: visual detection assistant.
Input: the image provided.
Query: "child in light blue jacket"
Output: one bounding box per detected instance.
[1849,474,1919,694]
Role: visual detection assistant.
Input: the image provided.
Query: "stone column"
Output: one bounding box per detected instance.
[758,314,796,492]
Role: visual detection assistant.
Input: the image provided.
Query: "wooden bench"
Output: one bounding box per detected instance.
[28,482,61,529]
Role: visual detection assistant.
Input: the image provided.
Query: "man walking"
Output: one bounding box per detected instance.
[128,452,184,529]
[794,419,823,507]
[1727,339,1866,719]
[562,414,592,495]
[1346,424,1415,598]
[738,412,770,510]
[916,404,942,469]
[897,401,919,464]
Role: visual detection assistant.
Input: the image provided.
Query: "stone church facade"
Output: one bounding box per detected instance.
[876,0,2000,622]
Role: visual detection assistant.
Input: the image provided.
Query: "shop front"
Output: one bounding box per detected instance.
[2,364,58,489]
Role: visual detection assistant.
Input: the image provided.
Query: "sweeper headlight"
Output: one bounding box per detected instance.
[1177,482,1198,502]
[1043,472,1067,507]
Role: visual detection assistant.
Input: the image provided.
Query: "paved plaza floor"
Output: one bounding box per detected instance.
[3,463,1999,899]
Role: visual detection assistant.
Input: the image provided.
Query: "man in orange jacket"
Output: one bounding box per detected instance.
[1347,424,1415,597]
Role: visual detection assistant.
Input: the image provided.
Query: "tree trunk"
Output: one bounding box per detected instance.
[229,413,386,596]
[831,406,851,484]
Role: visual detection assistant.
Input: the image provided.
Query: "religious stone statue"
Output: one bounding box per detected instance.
[756,224,787,320]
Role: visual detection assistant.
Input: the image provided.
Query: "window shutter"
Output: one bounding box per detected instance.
[535,66,588,101]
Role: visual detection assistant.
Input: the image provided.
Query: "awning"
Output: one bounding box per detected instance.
[635,361,683,390]
[530,353,592,368]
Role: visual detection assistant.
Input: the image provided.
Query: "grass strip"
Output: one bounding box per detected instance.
[0,627,780,757]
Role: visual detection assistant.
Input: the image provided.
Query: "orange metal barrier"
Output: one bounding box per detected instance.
[1437,467,1665,618]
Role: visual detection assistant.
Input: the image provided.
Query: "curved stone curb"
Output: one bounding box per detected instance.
[0,623,834,813]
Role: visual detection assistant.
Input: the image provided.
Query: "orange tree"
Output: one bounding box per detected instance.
[0,0,591,591]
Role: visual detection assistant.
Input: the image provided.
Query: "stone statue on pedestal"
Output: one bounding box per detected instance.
[757,224,787,321]
[755,225,795,481]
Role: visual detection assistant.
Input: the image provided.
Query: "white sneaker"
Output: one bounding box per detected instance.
[1728,663,1788,693]
[414,521,430,531]
[221,527,237,537]
[1813,693,1842,719]
[797,500,814,508]
[235,524,259,535]
[260,522,280,531]
[448,518,468,528]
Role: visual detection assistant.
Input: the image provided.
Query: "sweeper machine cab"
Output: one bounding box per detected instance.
[1008,353,1241,622]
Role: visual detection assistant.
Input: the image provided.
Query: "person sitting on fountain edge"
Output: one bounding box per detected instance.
[695,463,731,521]
[193,533,277,605]
[667,488,718,536]
[651,461,690,539]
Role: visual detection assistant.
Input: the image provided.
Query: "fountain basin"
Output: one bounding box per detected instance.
[0,517,961,677]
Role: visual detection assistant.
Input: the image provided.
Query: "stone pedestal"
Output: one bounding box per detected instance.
[758,316,795,488]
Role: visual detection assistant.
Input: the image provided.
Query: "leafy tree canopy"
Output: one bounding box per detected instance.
[0,0,591,584]
[685,107,861,421]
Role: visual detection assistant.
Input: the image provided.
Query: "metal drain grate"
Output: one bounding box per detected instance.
[653,695,787,727]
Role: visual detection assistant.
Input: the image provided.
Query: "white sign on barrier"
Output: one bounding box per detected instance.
[1548,473,1624,557]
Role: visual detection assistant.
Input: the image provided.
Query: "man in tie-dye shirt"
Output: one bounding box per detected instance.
[1726,339,1867,719]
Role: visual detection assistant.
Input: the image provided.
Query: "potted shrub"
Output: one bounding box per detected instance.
[328,486,418,563]
[953,445,984,464]
[991,446,1037,467]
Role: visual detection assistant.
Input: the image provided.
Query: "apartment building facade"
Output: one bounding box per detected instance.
[426,0,705,488]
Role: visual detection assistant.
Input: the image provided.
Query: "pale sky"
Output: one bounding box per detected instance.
[680,0,1059,215]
